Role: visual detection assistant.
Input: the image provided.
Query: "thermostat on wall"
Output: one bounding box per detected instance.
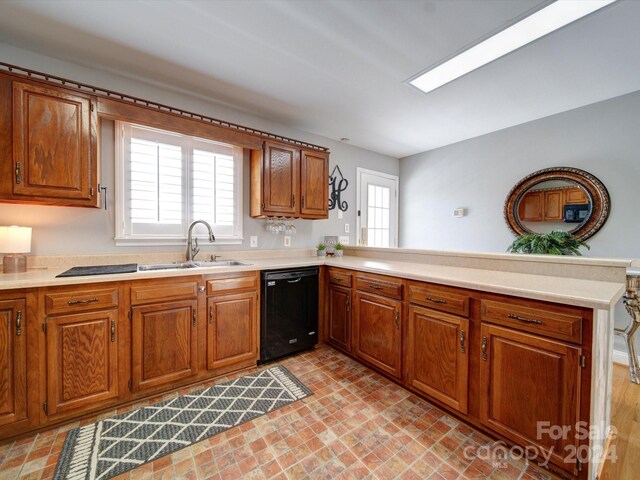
[453,208,466,218]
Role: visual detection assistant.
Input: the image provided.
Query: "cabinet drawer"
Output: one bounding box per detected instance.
[481,299,582,344]
[45,287,118,315]
[207,271,258,294]
[131,281,198,305]
[355,275,402,300]
[408,283,469,317]
[329,269,352,287]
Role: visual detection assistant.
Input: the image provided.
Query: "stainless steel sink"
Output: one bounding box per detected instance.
[138,260,251,271]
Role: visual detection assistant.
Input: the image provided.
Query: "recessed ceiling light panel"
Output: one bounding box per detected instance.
[409,0,618,95]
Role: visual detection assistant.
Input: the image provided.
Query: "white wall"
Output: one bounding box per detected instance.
[0,43,399,255]
[399,90,640,258]
[399,90,640,359]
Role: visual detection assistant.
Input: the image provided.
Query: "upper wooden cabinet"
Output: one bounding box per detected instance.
[2,79,99,207]
[251,140,328,219]
[565,187,589,204]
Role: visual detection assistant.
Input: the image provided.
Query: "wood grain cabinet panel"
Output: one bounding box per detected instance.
[300,150,328,218]
[12,81,98,207]
[479,323,581,474]
[262,141,299,216]
[206,292,257,370]
[544,190,564,221]
[406,306,469,413]
[353,292,402,378]
[328,284,351,353]
[565,187,589,204]
[132,300,198,391]
[0,299,27,427]
[518,191,543,222]
[45,310,118,416]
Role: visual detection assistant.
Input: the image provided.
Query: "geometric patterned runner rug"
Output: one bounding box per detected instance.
[54,366,312,480]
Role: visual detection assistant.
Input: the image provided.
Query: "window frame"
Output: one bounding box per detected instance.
[114,121,243,246]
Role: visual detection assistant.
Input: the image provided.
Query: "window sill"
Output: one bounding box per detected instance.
[114,237,243,247]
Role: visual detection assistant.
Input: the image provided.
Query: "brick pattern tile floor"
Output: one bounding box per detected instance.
[0,346,559,480]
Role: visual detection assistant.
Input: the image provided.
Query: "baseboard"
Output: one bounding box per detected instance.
[612,348,640,366]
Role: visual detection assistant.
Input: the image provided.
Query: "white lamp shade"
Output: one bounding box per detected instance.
[0,226,32,253]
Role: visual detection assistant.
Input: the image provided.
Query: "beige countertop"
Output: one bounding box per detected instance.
[0,255,625,310]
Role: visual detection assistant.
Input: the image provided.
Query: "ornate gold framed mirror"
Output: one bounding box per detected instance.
[504,167,610,241]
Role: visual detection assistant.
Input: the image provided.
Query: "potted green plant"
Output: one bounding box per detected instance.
[316,243,326,257]
[507,230,590,256]
[334,242,344,257]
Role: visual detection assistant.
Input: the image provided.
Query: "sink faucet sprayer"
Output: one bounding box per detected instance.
[186,220,215,261]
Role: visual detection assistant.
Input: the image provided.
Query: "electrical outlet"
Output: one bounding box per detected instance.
[284,236,291,247]
[339,236,349,245]
[344,223,350,233]
[250,236,258,248]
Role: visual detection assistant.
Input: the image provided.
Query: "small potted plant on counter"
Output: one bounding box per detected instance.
[507,230,590,256]
[316,243,326,257]
[334,242,345,257]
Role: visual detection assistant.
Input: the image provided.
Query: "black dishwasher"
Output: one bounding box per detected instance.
[260,267,319,363]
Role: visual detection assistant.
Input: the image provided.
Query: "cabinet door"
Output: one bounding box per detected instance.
[479,323,581,473]
[565,187,589,204]
[207,292,257,370]
[543,190,564,221]
[0,299,27,427]
[13,81,98,206]
[46,310,118,416]
[328,285,351,353]
[518,191,543,221]
[262,141,299,216]
[407,306,469,414]
[353,292,402,378]
[300,150,328,219]
[132,300,198,391]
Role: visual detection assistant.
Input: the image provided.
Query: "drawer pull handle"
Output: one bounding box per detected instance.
[209,306,214,324]
[345,296,351,312]
[193,311,197,327]
[395,311,400,329]
[110,320,116,342]
[368,284,383,290]
[481,336,487,361]
[459,330,465,353]
[426,296,447,304]
[16,310,23,337]
[67,298,98,305]
[507,313,543,325]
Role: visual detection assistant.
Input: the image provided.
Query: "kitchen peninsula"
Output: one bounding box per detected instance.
[0,246,633,480]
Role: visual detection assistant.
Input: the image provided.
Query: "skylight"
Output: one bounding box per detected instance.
[409,0,617,94]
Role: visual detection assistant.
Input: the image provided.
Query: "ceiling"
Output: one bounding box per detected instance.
[0,0,639,158]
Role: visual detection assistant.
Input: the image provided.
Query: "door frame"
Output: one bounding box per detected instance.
[356,168,399,248]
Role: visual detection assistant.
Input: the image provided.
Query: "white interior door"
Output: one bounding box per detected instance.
[357,168,398,248]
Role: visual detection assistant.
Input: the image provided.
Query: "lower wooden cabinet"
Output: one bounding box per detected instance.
[207,292,257,370]
[353,291,402,378]
[328,284,351,353]
[406,306,469,414]
[132,300,198,392]
[0,299,27,427]
[45,309,119,417]
[479,323,582,474]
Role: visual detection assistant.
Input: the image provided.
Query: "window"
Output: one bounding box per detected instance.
[115,122,242,244]
[356,168,398,248]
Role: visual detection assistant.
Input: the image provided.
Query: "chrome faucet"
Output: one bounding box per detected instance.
[186,220,215,261]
